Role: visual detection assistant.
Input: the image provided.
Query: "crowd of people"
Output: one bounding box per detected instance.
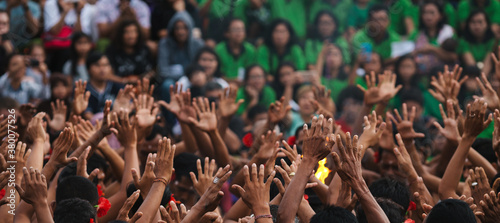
[1,0,500,222]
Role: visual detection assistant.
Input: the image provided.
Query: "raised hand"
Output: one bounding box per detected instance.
[73,80,91,115]
[135,78,155,96]
[358,71,402,106]
[478,191,500,223]
[77,147,99,181]
[393,134,417,179]
[493,109,500,152]
[158,88,196,124]
[474,72,500,110]
[154,137,175,182]
[389,103,425,140]
[26,112,46,142]
[46,99,67,131]
[268,97,291,124]
[112,109,137,147]
[190,157,217,195]
[433,101,461,144]
[113,84,134,112]
[301,115,335,162]
[335,181,357,211]
[463,99,492,138]
[133,94,159,129]
[428,65,467,103]
[159,201,188,223]
[116,190,143,223]
[10,141,31,170]
[313,85,335,117]
[468,167,493,210]
[15,167,48,205]
[199,212,223,223]
[232,164,275,212]
[218,86,244,118]
[491,46,500,80]
[253,130,282,160]
[379,112,396,149]
[99,100,115,136]
[159,83,184,116]
[359,111,386,150]
[281,140,299,163]
[132,153,156,197]
[331,132,363,186]
[194,165,232,213]
[49,127,78,167]
[189,97,217,132]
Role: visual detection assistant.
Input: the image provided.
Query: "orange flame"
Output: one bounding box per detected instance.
[315,158,331,184]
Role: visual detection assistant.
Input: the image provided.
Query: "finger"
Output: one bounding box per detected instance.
[88,168,99,181]
[129,212,143,223]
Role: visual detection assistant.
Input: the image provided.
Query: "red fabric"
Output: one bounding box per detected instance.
[0,189,5,200]
[42,26,72,49]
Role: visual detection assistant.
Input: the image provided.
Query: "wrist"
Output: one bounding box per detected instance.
[252,205,271,216]
[461,134,477,141]
[33,138,46,144]
[301,157,318,169]
[33,199,49,209]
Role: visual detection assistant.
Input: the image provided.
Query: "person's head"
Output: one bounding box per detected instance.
[325,44,344,70]
[7,54,26,81]
[336,86,364,123]
[168,11,193,43]
[244,65,266,91]
[204,82,223,104]
[53,198,96,223]
[86,52,112,82]
[313,10,339,40]
[0,97,18,117]
[356,197,405,223]
[367,4,390,32]
[425,199,477,223]
[50,74,71,99]
[195,47,221,78]
[114,19,143,49]
[360,52,383,74]
[464,10,494,43]
[29,44,46,63]
[369,178,410,211]
[171,153,203,209]
[310,205,358,223]
[462,65,481,91]
[400,88,424,118]
[225,18,246,44]
[185,64,207,87]
[55,176,99,207]
[395,54,418,87]
[378,149,406,180]
[419,1,446,32]
[71,32,93,57]
[276,62,296,87]
[265,19,297,51]
[247,105,268,124]
[295,85,315,116]
[0,10,9,35]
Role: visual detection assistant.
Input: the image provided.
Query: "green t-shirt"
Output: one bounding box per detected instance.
[321,77,349,103]
[352,29,401,60]
[199,0,247,18]
[215,41,256,80]
[457,38,497,62]
[256,44,306,74]
[304,37,351,66]
[458,0,500,25]
[388,0,412,36]
[405,2,457,32]
[236,86,276,115]
[347,3,373,29]
[268,0,307,39]
[308,0,352,33]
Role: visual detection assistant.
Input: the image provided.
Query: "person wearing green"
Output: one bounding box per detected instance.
[458,10,497,70]
[351,4,401,60]
[458,0,500,31]
[268,0,307,39]
[215,18,256,81]
[236,65,276,116]
[199,0,247,42]
[403,0,457,34]
[308,0,352,33]
[315,42,351,102]
[305,10,350,68]
[256,19,306,76]
[347,0,374,30]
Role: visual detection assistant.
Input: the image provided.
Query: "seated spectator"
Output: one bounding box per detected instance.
[236,0,271,42]
[215,18,256,83]
[150,0,201,41]
[157,11,204,84]
[27,44,51,100]
[236,65,276,118]
[316,43,349,102]
[287,85,315,136]
[0,53,45,104]
[404,0,457,34]
[199,0,247,44]
[0,0,40,45]
[272,62,299,107]
[458,0,500,38]
[177,47,228,90]
[105,19,153,84]
[63,32,93,81]
[0,9,13,74]
[256,19,305,78]
[347,0,373,32]
[36,74,72,132]
[95,0,150,38]
[308,0,352,34]
[354,52,384,87]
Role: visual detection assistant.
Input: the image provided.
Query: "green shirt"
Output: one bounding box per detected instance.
[308,0,352,33]
[388,0,412,36]
[321,77,349,103]
[236,86,276,115]
[268,0,307,39]
[352,29,401,60]
[405,2,457,32]
[458,0,500,25]
[347,3,373,29]
[199,0,247,18]
[304,37,351,66]
[256,44,306,74]
[457,38,497,62]
[215,41,256,80]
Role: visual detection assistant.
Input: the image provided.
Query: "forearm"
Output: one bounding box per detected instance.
[229,156,263,195]
[207,130,232,167]
[439,136,475,199]
[217,116,231,139]
[297,197,315,223]
[354,183,390,223]
[309,176,329,205]
[27,139,45,170]
[223,199,252,222]
[435,140,459,177]
[467,148,497,179]
[180,122,198,153]
[70,130,105,159]
[253,205,272,223]
[135,182,166,223]
[98,144,124,180]
[189,124,215,158]
[41,162,58,182]
[49,12,68,35]
[122,144,140,191]
[24,10,39,35]
[224,129,241,153]
[33,202,54,223]
[13,201,33,223]
[277,158,316,223]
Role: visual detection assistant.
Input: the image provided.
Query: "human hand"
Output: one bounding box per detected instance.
[26,112,47,142]
[232,164,275,213]
[218,86,244,118]
[77,147,99,181]
[10,141,31,170]
[433,101,461,144]
[268,97,291,124]
[245,86,259,100]
[18,103,37,127]
[196,165,232,212]
[132,153,156,197]
[159,201,188,223]
[463,99,492,138]
[379,112,396,149]
[359,111,386,149]
[389,103,425,140]
[15,167,48,205]
[314,85,335,114]
[99,100,115,136]
[474,72,500,110]
[112,109,137,147]
[113,84,135,112]
[491,46,500,80]
[190,157,217,195]
[159,87,196,124]
[335,181,357,211]
[413,191,433,220]
[358,71,402,106]
[493,109,500,152]
[280,140,299,163]
[199,212,223,223]
[301,115,335,162]
[468,167,493,210]
[49,127,78,167]
[73,80,91,115]
[428,65,467,104]
[133,94,159,130]
[478,191,500,223]
[253,130,282,160]
[331,133,364,187]
[46,99,67,131]
[189,97,218,132]
[154,137,175,181]
[263,142,280,177]
[273,161,317,196]
[116,190,143,223]
[393,134,417,179]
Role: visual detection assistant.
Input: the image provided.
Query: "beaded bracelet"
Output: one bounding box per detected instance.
[153,177,168,186]
[255,214,273,220]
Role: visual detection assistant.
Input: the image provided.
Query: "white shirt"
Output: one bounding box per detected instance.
[44,0,78,31]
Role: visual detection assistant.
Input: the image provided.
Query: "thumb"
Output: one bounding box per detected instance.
[129,212,143,223]
[131,168,140,186]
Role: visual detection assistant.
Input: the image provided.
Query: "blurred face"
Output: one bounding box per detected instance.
[173,21,189,43]
[368,11,389,32]
[363,53,382,74]
[0,12,9,35]
[52,83,69,99]
[422,4,441,29]
[469,13,488,37]
[326,46,343,68]
[379,151,405,180]
[341,98,363,124]
[75,37,92,56]
[272,24,290,49]
[398,58,416,83]
[89,56,112,81]
[31,46,46,63]
[123,24,139,47]
[8,55,26,80]
[198,52,218,78]
[405,101,423,119]
[227,20,245,44]
[278,65,295,86]
[247,67,266,91]
[464,78,479,91]
[318,14,336,38]
[298,90,315,116]
[170,176,197,209]
[189,71,207,87]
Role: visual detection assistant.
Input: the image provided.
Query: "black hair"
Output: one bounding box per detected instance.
[272,62,297,98]
[394,54,419,88]
[173,153,203,182]
[247,105,268,122]
[6,53,23,67]
[243,64,265,83]
[224,18,245,33]
[462,65,481,78]
[472,138,497,163]
[310,205,358,223]
[185,64,205,80]
[336,86,364,114]
[310,10,340,40]
[356,197,405,223]
[53,198,96,223]
[204,81,223,92]
[58,154,109,185]
[399,88,424,106]
[368,4,389,21]
[463,9,495,43]
[194,47,222,78]
[369,178,411,211]
[49,74,71,90]
[359,52,384,71]
[112,19,144,51]
[56,176,99,206]
[126,183,172,216]
[269,205,279,223]
[0,97,19,110]
[85,51,106,71]
[425,199,477,223]
[68,32,92,77]
[264,19,298,56]
[418,1,447,37]
[145,124,168,141]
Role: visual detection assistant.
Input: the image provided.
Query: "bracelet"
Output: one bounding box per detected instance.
[254,214,272,220]
[153,178,169,186]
